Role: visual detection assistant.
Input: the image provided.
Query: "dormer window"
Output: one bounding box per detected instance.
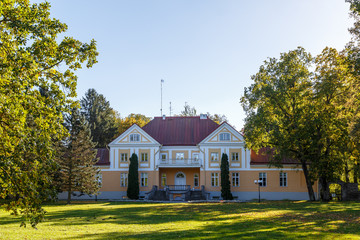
[130,134,140,142]
[219,133,230,141]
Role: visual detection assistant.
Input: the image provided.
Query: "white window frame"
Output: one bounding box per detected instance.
[231,152,239,161]
[280,172,287,187]
[176,152,185,160]
[160,153,167,161]
[120,153,128,162]
[232,172,239,187]
[219,133,230,141]
[210,152,219,162]
[194,173,199,187]
[130,134,140,142]
[259,172,267,187]
[141,172,148,187]
[211,172,219,187]
[96,173,102,186]
[120,173,128,187]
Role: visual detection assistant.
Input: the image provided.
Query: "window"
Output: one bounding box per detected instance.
[176,153,184,160]
[96,173,102,186]
[259,172,267,187]
[219,133,230,141]
[130,134,140,142]
[193,153,199,160]
[211,173,219,187]
[120,153,128,162]
[280,172,287,187]
[120,173,128,187]
[141,173,148,187]
[161,173,167,186]
[210,153,219,161]
[161,153,167,161]
[232,173,239,187]
[141,153,148,162]
[194,174,199,187]
[231,152,239,161]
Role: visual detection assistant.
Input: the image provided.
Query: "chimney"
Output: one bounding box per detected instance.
[200,114,207,119]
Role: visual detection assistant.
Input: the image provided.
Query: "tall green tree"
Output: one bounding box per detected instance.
[80,88,118,148]
[57,108,100,204]
[220,153,233,200]
[241,47,317,200]
[0,0,97,226]
[242,46,359,201]
[127,153,139,199]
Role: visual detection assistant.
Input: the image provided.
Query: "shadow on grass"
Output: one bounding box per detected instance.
[1,201,360,239]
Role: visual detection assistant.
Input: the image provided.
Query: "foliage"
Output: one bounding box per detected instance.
[80,88,118,148]
[127,153,139,199]
[207,113,228,124]
[1,201,360,239]
[57,108,100,204]
[117,113,151,135]
[0,0,97,226]
[178,103,227,124]
[220,153,233,200]
[241,45,359,201]
[241,47,317,200]
[179,102,197,116]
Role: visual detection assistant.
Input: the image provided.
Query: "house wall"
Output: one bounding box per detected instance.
[58,123,317,201]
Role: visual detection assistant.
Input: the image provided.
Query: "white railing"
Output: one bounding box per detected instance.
[158,158,201,167]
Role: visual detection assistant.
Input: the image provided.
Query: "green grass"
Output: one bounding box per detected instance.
[0,201,360,239]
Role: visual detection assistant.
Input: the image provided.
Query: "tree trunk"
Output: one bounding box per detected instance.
[301,160,316,201]
[319,176,331,202]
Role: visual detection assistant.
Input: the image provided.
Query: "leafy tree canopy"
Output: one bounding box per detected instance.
[117,113,151,135]
[0,0,97,226]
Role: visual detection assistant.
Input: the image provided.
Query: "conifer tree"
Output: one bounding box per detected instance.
[81,88,118,148]
[58,108,100,204]
[127,153,139,199]
[221,153,233,200]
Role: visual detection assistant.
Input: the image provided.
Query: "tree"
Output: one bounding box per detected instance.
[241,47,317,201]
[127,153,139,199]
[57,108,100,204]
[0,0,97,226]
[178,103,228,124]
[117,113,151,135]
[180,102,197,116]
[207,113,228,124]
[80,88,118,148]
[241,46,359,201]
[220,153,233,200]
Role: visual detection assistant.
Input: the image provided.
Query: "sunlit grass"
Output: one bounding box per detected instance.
[0,201,359,239]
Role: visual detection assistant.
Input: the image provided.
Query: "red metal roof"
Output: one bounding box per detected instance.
[250,147,299,165]
[95,148,110,166]
[142,116,219,146]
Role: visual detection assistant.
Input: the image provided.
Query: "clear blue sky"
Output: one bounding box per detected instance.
[36,0,353,130]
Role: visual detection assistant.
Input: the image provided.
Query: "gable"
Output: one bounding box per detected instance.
[200,123,243,144]
[109,124,160,146]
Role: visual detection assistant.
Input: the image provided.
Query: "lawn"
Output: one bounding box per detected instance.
[0,201,359,239]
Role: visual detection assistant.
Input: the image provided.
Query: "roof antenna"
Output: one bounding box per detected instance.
[160,79,164,116]
[169,101,172,116]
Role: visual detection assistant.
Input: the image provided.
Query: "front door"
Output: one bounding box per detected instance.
[175,172,186,185]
